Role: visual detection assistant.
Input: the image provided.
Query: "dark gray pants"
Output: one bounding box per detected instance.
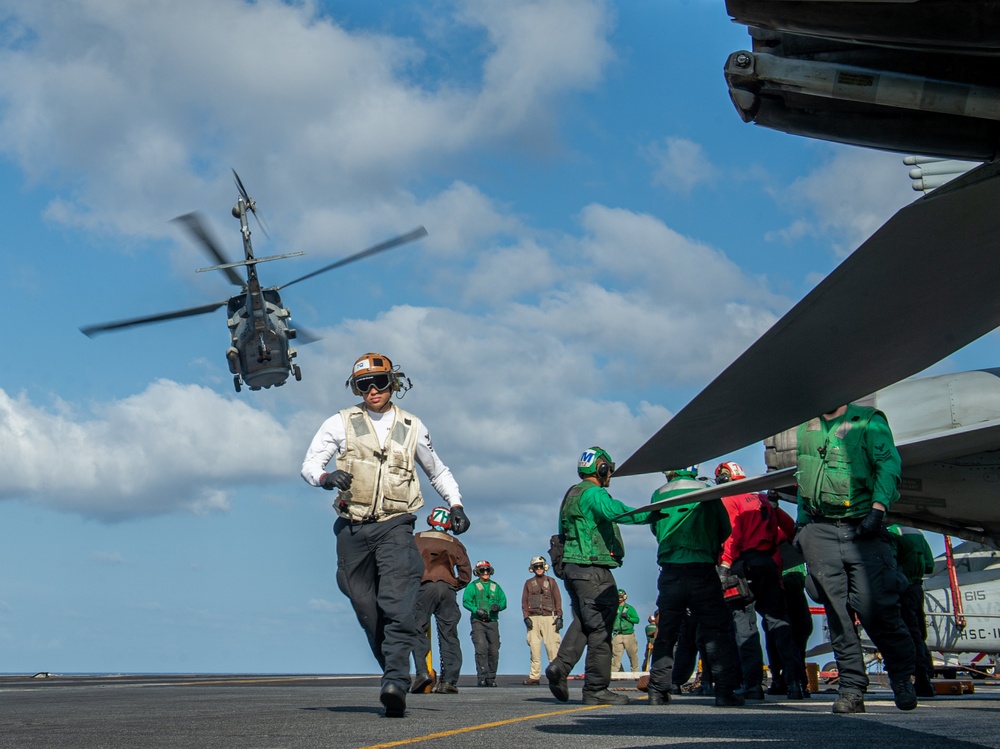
[765,573,813,684]
[671,612,699,687]
[413,580,463,685]
[899,581,934,685]
[470,619,500,680]
[733,550,805,687]
[800,521,915,695]
[334,513,423,692]
[649,563,742,696]
[551,563,618,693]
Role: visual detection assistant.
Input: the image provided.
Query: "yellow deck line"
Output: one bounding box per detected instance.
[358,703,612,749]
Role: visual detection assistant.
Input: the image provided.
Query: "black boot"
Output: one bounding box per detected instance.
[380,684,407,718]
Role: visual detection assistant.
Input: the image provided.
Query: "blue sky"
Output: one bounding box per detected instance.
[0,0,987,675]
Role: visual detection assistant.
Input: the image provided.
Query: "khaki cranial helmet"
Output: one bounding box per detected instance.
[346,352,397,395]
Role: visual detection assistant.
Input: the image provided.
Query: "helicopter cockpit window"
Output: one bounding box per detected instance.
[228,294,247,317]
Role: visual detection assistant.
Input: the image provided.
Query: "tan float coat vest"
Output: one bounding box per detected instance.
[335,403,424,522]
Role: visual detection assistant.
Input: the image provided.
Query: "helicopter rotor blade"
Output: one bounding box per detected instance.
[232,169,270,238]
[278,226,429,291]
[171,212,245,288]
[293,324,322,345]
[80,300,228,337]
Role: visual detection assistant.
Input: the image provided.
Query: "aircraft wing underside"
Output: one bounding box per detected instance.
[617,161,1000,478]
[618,420,1000,546]
[724,0,1000,160]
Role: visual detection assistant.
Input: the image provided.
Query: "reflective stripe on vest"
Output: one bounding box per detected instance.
[335,403,424,522]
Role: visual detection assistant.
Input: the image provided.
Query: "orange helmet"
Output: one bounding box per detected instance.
[346,352,397,395]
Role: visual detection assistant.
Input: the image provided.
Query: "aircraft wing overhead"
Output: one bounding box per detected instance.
[724,0,1000,159]
[615,467,795,521]
[897,421,1000,466]
[617,161,1000,477]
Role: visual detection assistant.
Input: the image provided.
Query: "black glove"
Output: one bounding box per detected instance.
[449,504,470,534]
[716,564,737,590]
[475,608,489,622]
[554,615,563,632]
[524,617,533,631]
[490,604,499,614]
[855,508,885,539]
[320,470,353,491]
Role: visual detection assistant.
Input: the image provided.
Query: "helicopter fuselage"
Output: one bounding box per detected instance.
[225,287,299,392]
[80,170,426,394]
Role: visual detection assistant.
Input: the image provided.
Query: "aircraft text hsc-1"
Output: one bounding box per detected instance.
[925,541,1000,668]
[806,541,1000,676]
[81,171,428,393]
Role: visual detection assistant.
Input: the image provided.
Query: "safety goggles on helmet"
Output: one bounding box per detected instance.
[354,373,392,393]
[474,560,494,576]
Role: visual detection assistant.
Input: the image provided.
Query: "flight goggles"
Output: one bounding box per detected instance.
[354,373,392,392]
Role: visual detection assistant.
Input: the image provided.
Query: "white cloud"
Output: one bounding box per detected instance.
[646,137,719,193]
[0,1,791,526]
[0,0,615,246]
[770,147,917,256]
[0,381,301,520]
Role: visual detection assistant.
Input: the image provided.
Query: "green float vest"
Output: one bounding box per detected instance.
[559,481,624,568]
[796,404,893,519]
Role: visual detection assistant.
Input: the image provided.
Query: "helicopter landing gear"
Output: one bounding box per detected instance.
[293,364,302,382]
[233,376,242,392]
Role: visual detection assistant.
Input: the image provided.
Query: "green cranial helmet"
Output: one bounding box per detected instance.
[578,446,615,478]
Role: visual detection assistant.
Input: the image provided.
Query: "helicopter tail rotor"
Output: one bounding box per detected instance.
[232,169,270,238]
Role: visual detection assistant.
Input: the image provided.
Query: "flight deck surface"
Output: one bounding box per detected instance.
[2,673,998,749]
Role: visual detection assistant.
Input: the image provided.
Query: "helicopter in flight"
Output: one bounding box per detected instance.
[81,171,428,393]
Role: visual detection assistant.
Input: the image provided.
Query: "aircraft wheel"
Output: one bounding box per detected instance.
[822,661,839,684]
[293,364,302,381]
[233,376,242,392]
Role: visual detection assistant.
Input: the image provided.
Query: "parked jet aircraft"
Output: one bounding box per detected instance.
[614,148,1000,547]
[723,0,1000,161]
[616,366,1000,546]
[807,541,1000,675]
[925,542,1000,664]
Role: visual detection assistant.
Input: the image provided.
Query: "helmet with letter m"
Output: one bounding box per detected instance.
[577,446,615,480]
